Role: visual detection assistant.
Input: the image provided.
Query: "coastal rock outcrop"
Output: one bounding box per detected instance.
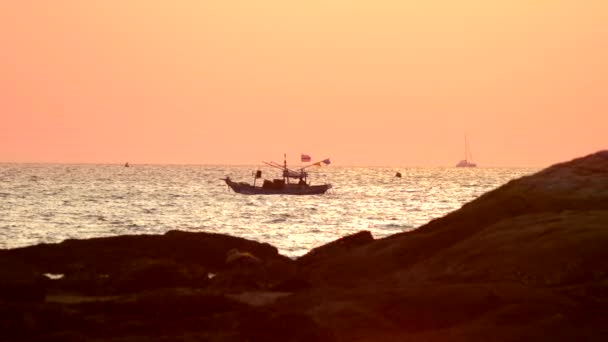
[0,230,296,296]
[300,151,608,286]
[288,150,608,340]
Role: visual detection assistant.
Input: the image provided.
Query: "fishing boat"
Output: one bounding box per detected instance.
[456,135,477,168]
[224,155,332,195]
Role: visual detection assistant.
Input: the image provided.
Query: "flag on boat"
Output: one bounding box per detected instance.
[312,158,331,167]
[301,154,311,162]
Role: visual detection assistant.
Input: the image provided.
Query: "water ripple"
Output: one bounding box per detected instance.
[0,163,536,257]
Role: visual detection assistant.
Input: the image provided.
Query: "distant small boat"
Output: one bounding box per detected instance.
[224,155,332,195]
[124,162,130,168]
[456,135,477,168]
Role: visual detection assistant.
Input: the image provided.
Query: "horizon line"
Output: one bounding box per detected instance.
[0,160,543,168]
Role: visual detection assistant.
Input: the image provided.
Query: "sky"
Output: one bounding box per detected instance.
[1,0,606,166]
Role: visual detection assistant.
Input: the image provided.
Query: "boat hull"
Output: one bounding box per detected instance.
[224,178,331,195]
[456,160,477,168]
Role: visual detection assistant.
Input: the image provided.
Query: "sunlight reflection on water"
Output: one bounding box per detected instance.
[0,164,535,257]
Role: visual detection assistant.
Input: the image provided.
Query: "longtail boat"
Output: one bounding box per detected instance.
[224,155,332,195]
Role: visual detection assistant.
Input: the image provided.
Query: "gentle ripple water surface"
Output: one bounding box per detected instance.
[0,164,536,257]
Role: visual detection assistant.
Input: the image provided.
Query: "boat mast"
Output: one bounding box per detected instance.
[464,134,468,162]
[283,153,288,184]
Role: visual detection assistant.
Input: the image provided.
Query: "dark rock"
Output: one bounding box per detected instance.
[209,257,299,292]
[239,311,335,342]
[39,331,88,342]
[399,210,608,286]
[226,248,263,266]
[1,230,287,276]
[297,230,374,266]
[271,275,312,292]
[0,231,294,296]
[109,258,209,294]
[0,259,46,302]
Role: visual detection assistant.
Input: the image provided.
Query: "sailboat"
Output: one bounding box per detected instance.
[456,135,477,168]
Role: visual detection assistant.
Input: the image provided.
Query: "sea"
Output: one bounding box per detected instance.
[0,164,536,257]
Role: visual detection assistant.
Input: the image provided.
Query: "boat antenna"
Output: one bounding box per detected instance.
[284,153,287,183]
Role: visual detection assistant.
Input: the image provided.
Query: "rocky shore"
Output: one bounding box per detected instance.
[1,151,608,341]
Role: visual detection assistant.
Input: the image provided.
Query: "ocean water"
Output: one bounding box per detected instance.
[0,164,536,257]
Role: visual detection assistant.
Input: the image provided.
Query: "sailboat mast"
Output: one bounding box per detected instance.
[464,134,468,162]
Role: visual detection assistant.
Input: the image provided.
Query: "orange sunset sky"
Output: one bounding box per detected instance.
[1,1,606,166]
